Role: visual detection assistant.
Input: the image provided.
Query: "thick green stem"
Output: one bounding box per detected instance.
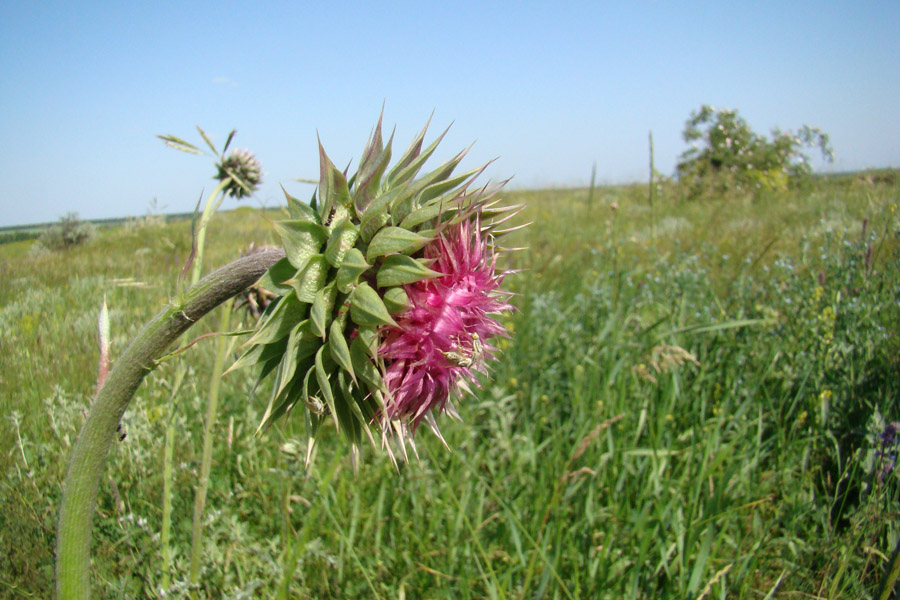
[56,249,284,600]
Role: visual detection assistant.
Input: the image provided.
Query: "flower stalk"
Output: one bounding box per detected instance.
[56,249,284,600]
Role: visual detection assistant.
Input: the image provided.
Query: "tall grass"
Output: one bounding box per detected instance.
[1,177,898,598]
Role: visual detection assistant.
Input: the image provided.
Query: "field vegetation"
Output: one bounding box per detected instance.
[1,171,899,598]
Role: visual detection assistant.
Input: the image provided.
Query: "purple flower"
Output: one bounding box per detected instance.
[379,216,512,431]
[880,422,900,447]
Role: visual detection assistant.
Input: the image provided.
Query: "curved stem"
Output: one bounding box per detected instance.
[56,248,284,600]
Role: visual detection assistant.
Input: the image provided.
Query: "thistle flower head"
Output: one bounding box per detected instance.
[232,112,524,464]
[380,216,511,429]
[216,148,262,199]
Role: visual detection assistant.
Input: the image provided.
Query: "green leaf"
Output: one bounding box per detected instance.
[328,319,355,382]
[259,355,315,432]
[275,323,304,397]
[359,208,392,245]
[387,119,450,187]
[357,326,379,358]
[256,339,290,383]
[416,161,484,205]
[226,336,287,375]
[282,185,320,223]
[257,257,298,296]
[333,370,361,443]
[275,220,327,269]
[315,346,340,431]
[222,129,236,155]
[366,227,432,262]
[196,125,218,155]
[244,293,307,346]
[349,283,397,327]
[157,134,203,155]
[310,283,336,339]
[376,255,442,287]
[317,139,353,225]
[399,196,459,230]
[350,336,384,392]
[287,254,330,303]
[335,248,371,294]
[383,287,410,314]
[325,220,360,268]
[355,121,394,216]
[273,320,318,399]
[390,194,416,225]
[402,146,471,209]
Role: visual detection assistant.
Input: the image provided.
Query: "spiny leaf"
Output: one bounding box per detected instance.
[357,326,379,358]
[359,208,392,245]
[315,346,340,432]
[376,255,442,287]
[287,254,330,303]
[275,220,327,269]
[282,186,320,223]
[243,293,306,347]
[317,138,353,226]
[416,159,487,206]
[257,257,297,296]
[383,287,410,314]
[258,356,314,433]
[333,370,361,443]
[335,248,371,294]
[366,227,432,262]
[350,336,385,392]
[387,113,436,187]
[310,283,336,339]
[325,220,359,268]
[349,283,397,327]
[328,319,355,383]
[225,336,287,375]
[404,144,473,204]
[355,119,395,216]
[399,194,461,230]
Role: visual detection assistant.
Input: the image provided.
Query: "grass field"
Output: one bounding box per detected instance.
[1,175,899,598]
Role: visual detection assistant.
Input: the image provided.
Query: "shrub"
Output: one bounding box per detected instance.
[37,213,95,250]
[676,105,833,198]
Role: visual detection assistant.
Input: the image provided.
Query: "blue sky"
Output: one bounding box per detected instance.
[1,1,898,226]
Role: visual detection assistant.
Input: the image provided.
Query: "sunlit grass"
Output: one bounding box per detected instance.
[1,177,898,597]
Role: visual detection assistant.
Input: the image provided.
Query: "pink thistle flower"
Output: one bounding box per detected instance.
[379,216,513,432]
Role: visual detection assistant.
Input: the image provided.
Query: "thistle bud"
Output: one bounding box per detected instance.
[215,148,262,199]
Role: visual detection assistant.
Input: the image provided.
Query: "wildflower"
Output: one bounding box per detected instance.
[379,217,512,429]
[879,422,900,447]
[231,114,523,460]
[215,148,262,199]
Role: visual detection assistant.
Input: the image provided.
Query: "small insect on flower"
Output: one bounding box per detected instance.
[442,333,484,368]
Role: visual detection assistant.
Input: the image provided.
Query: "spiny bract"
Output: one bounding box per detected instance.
[231,114,524,465]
